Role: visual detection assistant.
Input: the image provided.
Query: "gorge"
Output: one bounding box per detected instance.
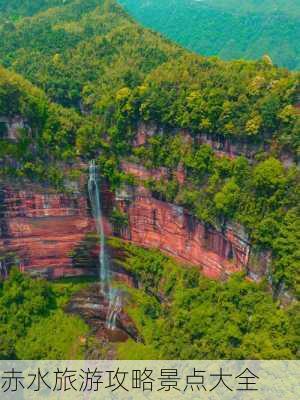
[0,0,298,361]
[0,156,267,283]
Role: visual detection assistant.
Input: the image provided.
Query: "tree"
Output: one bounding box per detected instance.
[0,268,56,359]
[214,178,241,220]
[15,310,88,360]
[252,158,286,198]
[272,210,300,298]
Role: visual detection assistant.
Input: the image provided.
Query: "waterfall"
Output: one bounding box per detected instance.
[88,161,120,330]
[88,160,110,297]
[107,289,122,330]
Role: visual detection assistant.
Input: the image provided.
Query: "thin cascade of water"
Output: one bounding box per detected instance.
[107,290,122,331]
[88,160,120,330]
[88,160,110,297]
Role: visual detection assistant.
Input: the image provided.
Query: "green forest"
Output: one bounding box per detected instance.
[120,0,300,70]
[0,241,299,360]
[0,268,94,359]
[0,0,299,360]
[113,239,299,360]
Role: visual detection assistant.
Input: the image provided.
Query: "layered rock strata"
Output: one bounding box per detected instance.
[116,186,250,279]
[0,184,95,278]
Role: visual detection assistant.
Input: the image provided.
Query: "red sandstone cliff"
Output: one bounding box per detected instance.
[120,161,169,182]
[0,184,97,278]
[0,117,276,282]
[0,163,266,283]
[116,185,250,279]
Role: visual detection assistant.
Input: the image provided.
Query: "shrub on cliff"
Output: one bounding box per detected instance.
[0,269,89,360]
[0,268,55,359]
[15,310,88,360]
[114,241,299,360]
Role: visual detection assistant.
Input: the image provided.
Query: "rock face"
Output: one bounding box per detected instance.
[121,160,169,181]
[65,283,140,359]
[0,184,96,278]
[0,116,28,140]
[195,133,267,160]
[133,121,158,147]
[116,186,250,279]
[0,163,263,282]
[66,284,139,342]
[133,121,266,160]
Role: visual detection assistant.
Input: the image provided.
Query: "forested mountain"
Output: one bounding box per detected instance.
[119,0,300,70]
[198,0,300,17]
[0,0,299,292]
[0,0,181,107]
[0,0,298,149]
[0,0,65,18]
[0,0,299,359]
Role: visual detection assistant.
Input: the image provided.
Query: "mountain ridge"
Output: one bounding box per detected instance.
[119,0,300,70]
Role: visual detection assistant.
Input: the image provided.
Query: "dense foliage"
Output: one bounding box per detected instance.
[0,0,65,18]
[130,134,300,296]
[120,0,300,70]
[0,65,92,187]
[0,0,299,297]
[112,239,299,359]
[0,0,299,360]
[0,269,90,359]
[0,0,181,107]
[15,310,88,360]
[105,56,299,152]
[0,1,298,149]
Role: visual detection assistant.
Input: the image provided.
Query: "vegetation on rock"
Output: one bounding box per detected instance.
[0,269,90,359]
[0,0,299,359]
[112,239,299,360]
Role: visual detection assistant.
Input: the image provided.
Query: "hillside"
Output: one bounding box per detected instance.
[0,0,66,19]
[0,0,299,291]
[0,0,181,107]
[119,0,300,70]
[0,0,299,360]
[0,1,298,150]
[200,0,300,17]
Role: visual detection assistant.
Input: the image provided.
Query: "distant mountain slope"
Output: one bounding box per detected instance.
[0,0,181,107]
[119,0,300,70]
[0,0,298,151]
[0,0,66,18]
[201,0,300,17]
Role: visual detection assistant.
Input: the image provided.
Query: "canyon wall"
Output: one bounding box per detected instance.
[116,186,250,279]
[0,119,277,282]
[118,157,272,280]
[134,121,265,160]
[134,121,297,166]
[114,123,277,279]
[0,184,96,278]
[0,156,266,282]
[0,179,253,281]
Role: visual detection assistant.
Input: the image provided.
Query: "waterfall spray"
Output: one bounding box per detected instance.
[107,290,122,330]
[88,161,120,330]
[88,160,110,297]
